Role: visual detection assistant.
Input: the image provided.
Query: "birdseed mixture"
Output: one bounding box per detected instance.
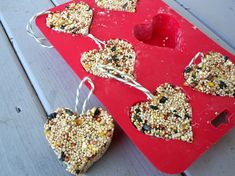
[184,52,235,97]
[44,107,114,175]
[46,2,93,35]
[130,83,193,143]
[81,39,136,79]
[95,0,137,12]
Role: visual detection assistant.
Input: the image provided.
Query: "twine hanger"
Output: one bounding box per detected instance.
[26,10,105,49]
[26,10,53,48]
[96,64,155,100]
[75,77,95,114]
[187,52,205,67]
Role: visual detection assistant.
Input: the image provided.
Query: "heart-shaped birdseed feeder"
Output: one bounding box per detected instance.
[26,1,105,48]
[184,52,235,97]
[46,2,93,35]
[81,39,136,79]
[44,77,115,175]
[95,0,137,12]
[94,65,193,143]
[130,83,193,143]
[45,107,114,175]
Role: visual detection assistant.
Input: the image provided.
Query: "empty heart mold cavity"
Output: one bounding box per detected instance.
[134,14,182,49]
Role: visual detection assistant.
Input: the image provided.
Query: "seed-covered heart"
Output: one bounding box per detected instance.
[44,107,114,175]
[81,39,136,79]
[46,2,93,35]
[130,83,193,143]
[184,52,235,97]
[95,0,137,12]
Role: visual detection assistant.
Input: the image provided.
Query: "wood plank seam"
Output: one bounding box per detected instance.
[0,21,48,118]
[0,13,54,114]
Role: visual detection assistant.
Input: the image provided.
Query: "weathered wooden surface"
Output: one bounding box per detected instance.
[175,0,235,52]
[0,0,234,175]
[0,24,70,176]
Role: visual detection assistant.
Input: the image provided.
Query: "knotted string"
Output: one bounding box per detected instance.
[87,34,105,49]
[96,64,154,100]
[26,10,53,48]
[187,52,204,67]
[75,77,95,114]
[26,10,105,49]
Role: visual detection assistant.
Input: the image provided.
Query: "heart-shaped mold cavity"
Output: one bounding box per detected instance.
[133,14,182,49]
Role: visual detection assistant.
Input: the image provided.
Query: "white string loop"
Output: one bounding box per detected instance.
[75,77,95,114]
[26,11,105,49]
[187,52,204,67]
[87,34,105,49]
[26,10,53,48]
[96,64,154,100]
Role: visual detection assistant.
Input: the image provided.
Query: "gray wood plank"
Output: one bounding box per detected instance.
[185,128,235,176]
[0,23,70,176]
[175,0,235,52]
[0,0,168,175]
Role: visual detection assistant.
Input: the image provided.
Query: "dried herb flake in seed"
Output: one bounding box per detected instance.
[122,2,128,9]
[150,105,159,110]
[142,124,151,132]
[94,108,101,116]
[159,97,168,104]
[112,55,119,62]
[111,46,116,52]
[75,169,81,174]
[184,114,190,119]
[133,115,142,122]
[65,109,74,116]
[224,56,229,62]
[174,114,181,118]
[60,151,66,161]
[219,81,227,89]
[135,108,141,113]
[48,112,57,120]
[185,67,191,73]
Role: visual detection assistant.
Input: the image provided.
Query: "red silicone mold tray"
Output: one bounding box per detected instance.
[36,0,235,174]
